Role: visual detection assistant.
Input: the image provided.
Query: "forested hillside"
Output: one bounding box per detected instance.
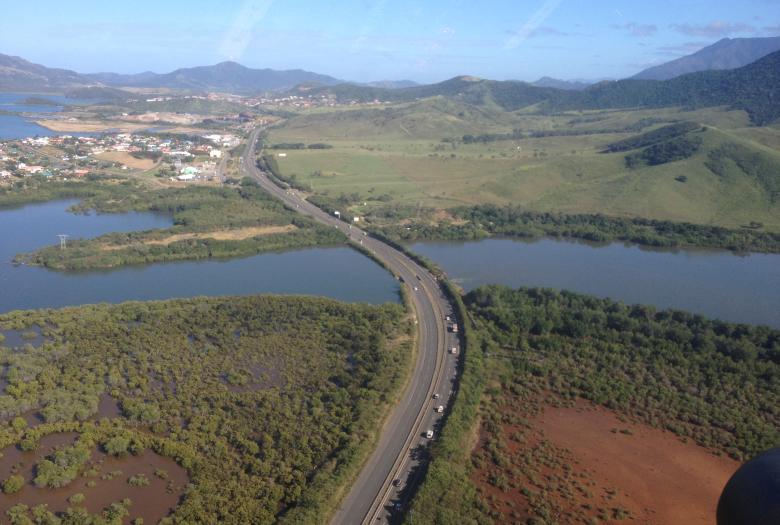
[295,51,780,125]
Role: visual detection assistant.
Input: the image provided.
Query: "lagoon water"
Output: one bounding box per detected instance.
[411,238,780,328]
[0,93,89,113]
[0,200,400,312]
[0,93,95,139]
[2,200,777,326]
[0,115,57,140]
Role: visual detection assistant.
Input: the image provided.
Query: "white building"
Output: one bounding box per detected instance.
[209,149,223,159]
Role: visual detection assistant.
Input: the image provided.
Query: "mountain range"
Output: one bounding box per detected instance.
[632,36,780,80]
[3,35,774,95]
[0,53,90,92]
[295,50,780,125]
[0,54,345,94]
[85,61,342,93]
[530,77,593,90]
[1,36,779,124]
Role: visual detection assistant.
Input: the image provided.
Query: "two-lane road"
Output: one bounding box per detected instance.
[240,129,461,524]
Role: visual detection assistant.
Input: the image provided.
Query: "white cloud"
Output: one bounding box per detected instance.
[672,21,756,38]
[219,0,274,61]
[505,0,565,49]
[615,22,658,37]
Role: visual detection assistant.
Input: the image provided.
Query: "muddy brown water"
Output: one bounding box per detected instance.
[96,394,121,420]
[0,432,188,523]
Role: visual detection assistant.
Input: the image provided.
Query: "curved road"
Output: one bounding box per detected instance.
[241,128,462,524]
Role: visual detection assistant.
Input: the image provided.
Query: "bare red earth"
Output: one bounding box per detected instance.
[471,398,742,524]
[536,400,741,524]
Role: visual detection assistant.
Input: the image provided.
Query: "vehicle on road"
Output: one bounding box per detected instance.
[449,323,459,333]
[450,346,458,355]
[433,393,440,399]
[436,405,444,413]
[245,128,455,524]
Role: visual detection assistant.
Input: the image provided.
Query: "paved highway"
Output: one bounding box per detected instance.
[240,128,462,524]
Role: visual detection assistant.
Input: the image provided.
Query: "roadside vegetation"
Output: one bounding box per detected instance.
[377,205,780,253]
[0,294,410,523]
[407,285,779,524]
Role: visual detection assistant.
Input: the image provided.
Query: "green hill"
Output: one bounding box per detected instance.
[295,51,780,125]
[559,51,780,125]
[268,103,780,232]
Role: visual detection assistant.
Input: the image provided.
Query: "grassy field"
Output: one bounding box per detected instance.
[267,100,780,231]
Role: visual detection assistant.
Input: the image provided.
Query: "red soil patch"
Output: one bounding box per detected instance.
[536,400,740,524]
[470,397,741,524]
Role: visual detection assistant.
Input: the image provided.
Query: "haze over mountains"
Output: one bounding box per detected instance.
[0,54,346,94]
[1,35,779,125]
[530,77,594,90]
[633,36,780,80]
[86,61,342,93]
[0,53,88,92]
[291,50,780,125]
[0,53,427,95]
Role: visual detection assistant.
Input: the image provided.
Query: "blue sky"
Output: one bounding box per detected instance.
[1,0,778,83]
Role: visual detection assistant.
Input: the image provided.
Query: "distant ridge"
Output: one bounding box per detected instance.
[362,80,419,89]
[292,51,780,125]
[0,52,426,95]
[531,77,592,90]
[633,36,780,80]
[86,61,343,93]
[0,53,96,92]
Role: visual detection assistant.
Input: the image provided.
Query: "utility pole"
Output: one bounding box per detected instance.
[57,234,69,250]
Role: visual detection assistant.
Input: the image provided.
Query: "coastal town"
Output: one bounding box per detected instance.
[0,130,242,185]
[0,85,394,189]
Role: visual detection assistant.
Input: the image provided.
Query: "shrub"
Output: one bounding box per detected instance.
[128,474,150,487]
[3,474,25,494]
